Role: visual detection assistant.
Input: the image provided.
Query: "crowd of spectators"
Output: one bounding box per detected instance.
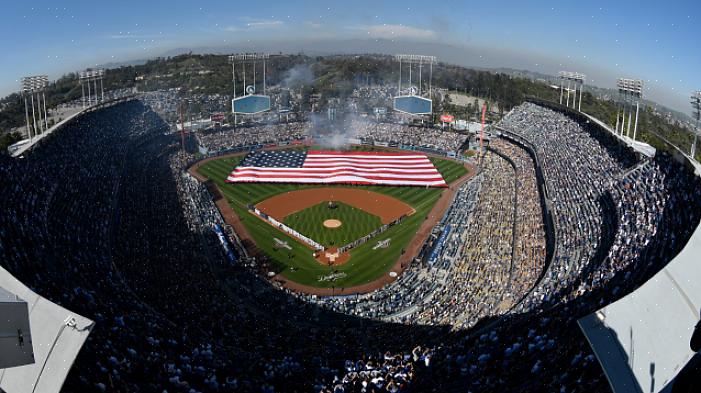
[576,152,701,299]
[415,103,701,391]
[1,100,438,392]
[499,102,639,311]
[349,118,467,153]
[318,347,433,393]
[489,138,547,303]
[170,150,226,235]
[195,117,467,157]
[197,121,311,153]
[139,89,231,125]
[1,98,701,392]
[410,151,515,327]
[0,102,239,392]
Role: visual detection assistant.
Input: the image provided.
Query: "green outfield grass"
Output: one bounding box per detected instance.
[283,202,382,248]
[196,149,468,288]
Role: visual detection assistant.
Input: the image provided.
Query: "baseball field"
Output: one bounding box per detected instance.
[196,147,468,290]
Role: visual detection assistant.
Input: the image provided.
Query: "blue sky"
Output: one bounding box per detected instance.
[1,0,699,113]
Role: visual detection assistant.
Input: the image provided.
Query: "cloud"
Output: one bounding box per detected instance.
[246,20,283,29]
[223,18,284,33]
[106,33,169,40]
[350,24,437,40]
[238,17,284,29]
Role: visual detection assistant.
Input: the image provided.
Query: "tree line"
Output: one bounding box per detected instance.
[0,53,697,160]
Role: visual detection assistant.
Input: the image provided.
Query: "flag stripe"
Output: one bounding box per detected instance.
[304,154,430,159]
[303,159,432,165]
[303,163,436,169]
[234,166,437,174]
[307,150,427,157]
[226,176,448,186]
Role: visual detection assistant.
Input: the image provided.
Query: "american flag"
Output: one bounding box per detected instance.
[226,150,447,187]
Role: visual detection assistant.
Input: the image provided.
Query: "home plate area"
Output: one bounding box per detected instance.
[314,247,349,266]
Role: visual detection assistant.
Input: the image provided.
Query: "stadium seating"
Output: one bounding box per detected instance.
[1,99,700,392]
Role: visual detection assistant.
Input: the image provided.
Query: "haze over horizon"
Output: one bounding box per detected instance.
[1,0,699,113]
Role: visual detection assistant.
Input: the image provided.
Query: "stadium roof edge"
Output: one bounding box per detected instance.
[0,265,93,393]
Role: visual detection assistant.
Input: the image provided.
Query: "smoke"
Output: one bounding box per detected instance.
[326,133,348,149]
[310,110,370,150]
[281,63,314,88]
[280,63,374,150]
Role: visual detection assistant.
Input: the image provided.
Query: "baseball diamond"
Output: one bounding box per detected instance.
[255,187,415,225]
[195,149,470,290]
[282,201,382,248]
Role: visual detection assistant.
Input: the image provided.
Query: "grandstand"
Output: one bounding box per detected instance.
[1,68,701,393]
[579,157,701,393]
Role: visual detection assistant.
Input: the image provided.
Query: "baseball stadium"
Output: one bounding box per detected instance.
[2,3,701,393]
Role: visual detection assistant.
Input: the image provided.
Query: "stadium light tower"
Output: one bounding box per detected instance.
[617,78,644,140]
[98,69,105,101]
[79,69,105,108]
[691,91,701,159]
[20,75,49,141]
[395,54,437,97]
[558,71,586,111]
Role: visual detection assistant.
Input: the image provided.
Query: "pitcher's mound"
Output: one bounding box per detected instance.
[323,219,342,228]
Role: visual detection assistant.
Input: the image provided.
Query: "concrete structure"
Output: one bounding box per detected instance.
[0,287,33,369]
[0,266,93,393]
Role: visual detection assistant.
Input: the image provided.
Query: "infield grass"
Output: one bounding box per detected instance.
[197,149,468,288]
[283,202,382,248]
